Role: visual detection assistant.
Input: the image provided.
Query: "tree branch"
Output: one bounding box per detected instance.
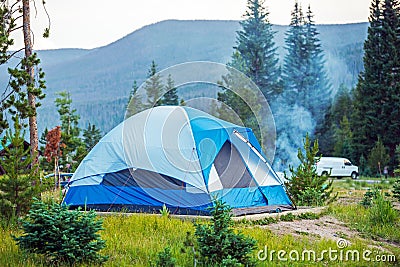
[9,24,23,33]
[10,0,22,12]
[5,47,24,62]
[42,0,51,36]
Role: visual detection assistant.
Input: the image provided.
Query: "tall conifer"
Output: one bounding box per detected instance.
[234,0,281,99]
[352,0,400,162]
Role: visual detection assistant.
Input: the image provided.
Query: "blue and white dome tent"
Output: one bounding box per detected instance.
[62,106,294,215]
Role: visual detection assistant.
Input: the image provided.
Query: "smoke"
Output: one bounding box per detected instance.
[271,97,316,172]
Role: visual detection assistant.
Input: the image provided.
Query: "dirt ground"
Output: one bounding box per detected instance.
[265,214,399,252]
[266,215,356,243]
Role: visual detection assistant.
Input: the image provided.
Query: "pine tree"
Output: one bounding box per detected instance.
[283,2,331,120]
[333,116,355,161]
[0,1,49,163]
[217,72,262,141]
[73,124,102,168]
[83,123,102,150]
[162,74,179,105]
[144,60,163,108]
[368,138,390,175]
[316,85,354,155]
[382,0,400,160]
[194,199,256,265]
[352,0,400,162]
[125,80,143,118]
[392,178,400,201]
[303,5,331,122]
[55,91,81,168]
[0,117,41,218]
[39,127,48,153]
[283,1,306,104]
[285,133,336,206]
[234,0,281,99]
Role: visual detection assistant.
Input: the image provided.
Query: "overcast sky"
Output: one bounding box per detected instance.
[13,0,371,50]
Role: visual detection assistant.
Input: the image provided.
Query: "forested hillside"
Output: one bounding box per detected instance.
[0,20,368,134]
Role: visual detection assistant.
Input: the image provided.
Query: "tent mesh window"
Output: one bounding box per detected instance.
[214,141,255,188]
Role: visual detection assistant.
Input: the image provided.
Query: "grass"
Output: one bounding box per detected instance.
[328,203,400,243]
[1,178,400,266]
[1,209,399,266]
[101,214,195,266]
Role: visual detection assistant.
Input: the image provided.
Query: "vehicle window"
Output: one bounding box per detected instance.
[344,161,352,166]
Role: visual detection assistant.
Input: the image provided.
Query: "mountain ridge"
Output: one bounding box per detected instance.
[0,20,369,134]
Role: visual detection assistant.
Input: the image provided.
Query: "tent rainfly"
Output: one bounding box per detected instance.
[62,106,294,215]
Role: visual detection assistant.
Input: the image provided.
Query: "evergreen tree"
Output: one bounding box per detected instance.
[313,103,335,156]
[72,124,102,169]
[194,199,256,265]
[234,0,281,99]
[0,1,50,162]
[392,178,400,201]
[0,117,41,218]
[285,133,336,206]
[38,127,52,172]
[330,85,354,128]
[359,154,371,176]
[217,72,262,141]
[144,60,163,108]
[283,1,306,104]
[368,138,390,175]
[126,80,143,118]
[277,2,331,168]
[352,0,400,162]
[39,127,48,154]
[162,74,179,105]
[55,91,81,168]
[83,123,102,151]
[283,2,331,122]
[333,116,355,161]
[303,5,331,121]
[382,0,400,160]
[316,85,354,156]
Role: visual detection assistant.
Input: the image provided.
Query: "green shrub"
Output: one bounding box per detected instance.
[360,188,380,207]
[285,133,337,206]
[297,212,321,220]
[367,191,398,226]
[13,200,108,265]
[250,217,278,226]
[0,119,42,219]
[194,199,256,266]
[155,247,176,267]
[392,179,400,201]
[279,213,296,222]
[298,187,325,206]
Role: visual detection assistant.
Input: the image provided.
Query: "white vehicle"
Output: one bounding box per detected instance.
[316,157,359,179]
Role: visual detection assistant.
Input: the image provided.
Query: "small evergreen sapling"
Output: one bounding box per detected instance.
[0,118,41,218]
[285,133,336,206]
[155,247,176,267]
[14,200,108,265]
[194,199,256,266]
[392,179,400,202]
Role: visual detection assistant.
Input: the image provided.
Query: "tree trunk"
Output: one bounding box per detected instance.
[22,0,38,164]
